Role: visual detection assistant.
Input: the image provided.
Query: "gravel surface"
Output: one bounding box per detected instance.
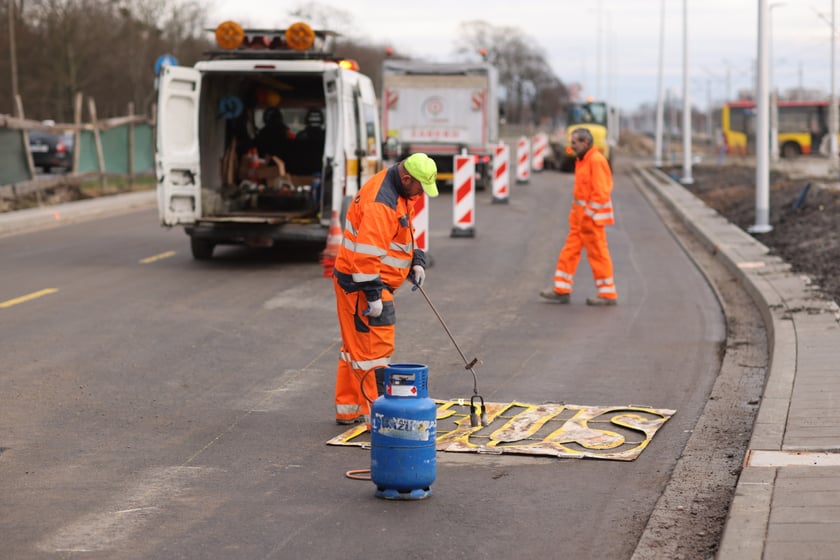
[614,127,840,306]
[662,160,840,306]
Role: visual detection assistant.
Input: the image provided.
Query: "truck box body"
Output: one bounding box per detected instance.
[381,60,499,188]
[155,25,381,259]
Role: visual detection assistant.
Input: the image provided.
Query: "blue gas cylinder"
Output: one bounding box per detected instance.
[370,363,437,500]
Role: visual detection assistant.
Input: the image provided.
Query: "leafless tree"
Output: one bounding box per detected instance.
[0,0,210,120]
[453,20,568,126]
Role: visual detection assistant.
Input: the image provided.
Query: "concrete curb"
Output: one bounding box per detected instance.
[635,164,840,560]
[0,190,157,239]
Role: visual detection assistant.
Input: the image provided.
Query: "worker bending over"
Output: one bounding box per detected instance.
[332,153,439,424]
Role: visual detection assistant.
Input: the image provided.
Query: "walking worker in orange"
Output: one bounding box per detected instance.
[541,128,618,306]
[332,153,439,425]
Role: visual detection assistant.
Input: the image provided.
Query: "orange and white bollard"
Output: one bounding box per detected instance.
[320,210,343,277]
[451,154,475,238]
[492,142,510,204]
[516,136,531,184]
[412,193,429,256]
[531,132,548,172]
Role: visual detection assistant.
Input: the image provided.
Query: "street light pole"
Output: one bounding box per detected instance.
[769,2,785,163]
[654,0,666,168]
[706,78,713,143]
[750,0,773,234]
[680,0,693,184]
[596,0,603,99]
[8,0,19,114]
[806,2,838,166]
[721,59,733,100]
[830,0,838,171]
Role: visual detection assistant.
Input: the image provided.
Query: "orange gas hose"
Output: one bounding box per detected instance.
[345,468,371,480]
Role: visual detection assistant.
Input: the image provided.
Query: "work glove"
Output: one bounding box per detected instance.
[409,265,426,289]
[363,298,383,318]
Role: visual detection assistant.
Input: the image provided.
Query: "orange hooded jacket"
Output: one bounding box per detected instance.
[333,165,426,301]
[572,147,615,227]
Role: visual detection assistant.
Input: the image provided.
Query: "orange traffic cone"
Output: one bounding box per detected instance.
[320,210,342,277]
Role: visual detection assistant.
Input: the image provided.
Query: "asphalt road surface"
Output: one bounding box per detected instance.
[1,163,725,559]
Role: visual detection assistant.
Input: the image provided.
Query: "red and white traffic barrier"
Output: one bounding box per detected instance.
[492,142,510,204]
[531,132,548,172]
[451,154,475,238]
[412,193,429,254]
[516,136,531,184]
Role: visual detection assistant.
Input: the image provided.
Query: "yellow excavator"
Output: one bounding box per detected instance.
[559,99,619,172]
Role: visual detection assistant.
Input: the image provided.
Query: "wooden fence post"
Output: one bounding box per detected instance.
[128,102,135,189]
[87,97,107,193]
[15,95,40,205]
[73,92,83,173]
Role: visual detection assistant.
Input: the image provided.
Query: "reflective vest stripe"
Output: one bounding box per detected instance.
[595,277,616,295]
[553,269,574,291]
[389,240,412,253]
[340,351,390,371]
[554,279,573,290]
[382,255,411,269]
[576,198,614,223]
[348,240,387,257]
[352,272,379,282]
[587,208,615,222]
[557,270,574,281]
[337,404,360,413]
[345,220,357,237]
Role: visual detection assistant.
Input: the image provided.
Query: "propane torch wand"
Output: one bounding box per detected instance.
[412,282,488,427]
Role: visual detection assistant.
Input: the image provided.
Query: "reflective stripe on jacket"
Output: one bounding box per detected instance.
[334,165,426,301]
[573,147,614,226]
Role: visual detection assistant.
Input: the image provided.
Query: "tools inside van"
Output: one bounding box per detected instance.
[216,81,325,216]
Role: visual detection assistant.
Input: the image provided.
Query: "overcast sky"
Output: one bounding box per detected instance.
[207,0,839,112]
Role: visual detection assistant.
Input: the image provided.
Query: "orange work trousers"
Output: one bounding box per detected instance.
[553,206,617,299]
[333,277,395,423]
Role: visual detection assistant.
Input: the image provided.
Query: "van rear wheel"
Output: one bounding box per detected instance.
[190,237,215,260]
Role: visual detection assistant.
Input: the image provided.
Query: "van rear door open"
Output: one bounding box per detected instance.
[156,65,202,226]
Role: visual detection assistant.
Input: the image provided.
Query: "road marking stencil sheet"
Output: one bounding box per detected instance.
[328,400,676,461]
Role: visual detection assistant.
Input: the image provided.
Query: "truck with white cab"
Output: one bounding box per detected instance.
[381,60,499,190]
[155,20,382,259]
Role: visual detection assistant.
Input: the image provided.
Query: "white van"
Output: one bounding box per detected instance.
[155,21,382,259]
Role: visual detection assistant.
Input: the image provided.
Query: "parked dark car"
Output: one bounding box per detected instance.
[28,129,74,173]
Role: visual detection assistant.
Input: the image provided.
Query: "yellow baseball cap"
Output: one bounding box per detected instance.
[404,153,439,197]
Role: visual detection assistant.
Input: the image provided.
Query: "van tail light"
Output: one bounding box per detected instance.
[56,141,67,154]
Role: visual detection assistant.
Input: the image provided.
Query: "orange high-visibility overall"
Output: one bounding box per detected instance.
[552,147,617,300]
[332,165,425,423]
